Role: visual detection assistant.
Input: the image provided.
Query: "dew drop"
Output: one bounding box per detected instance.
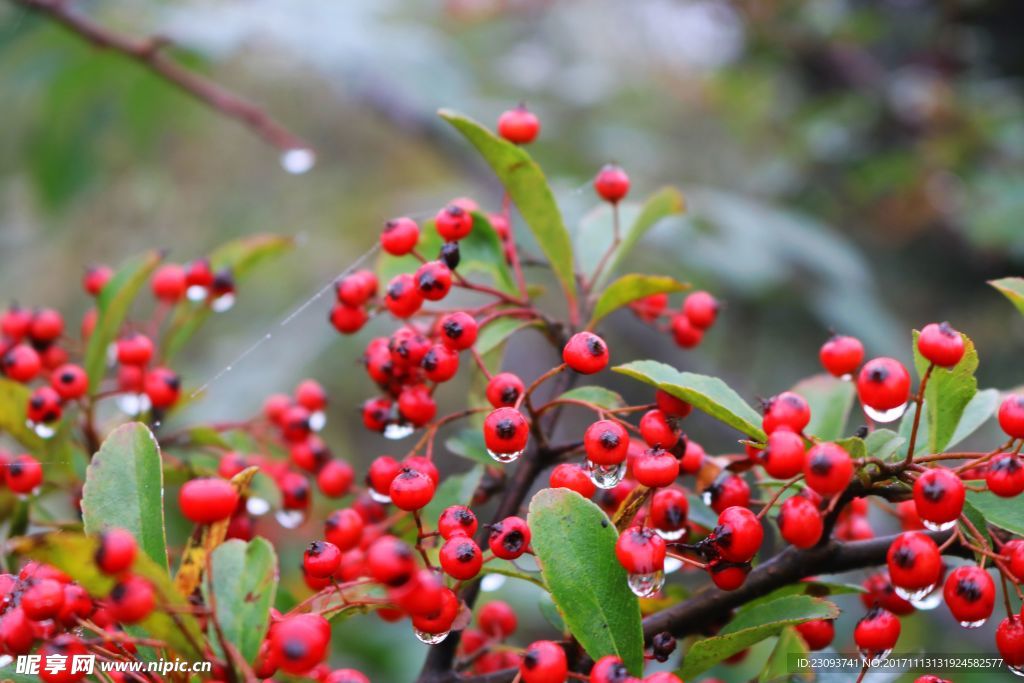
[910,587,943,611]
[186,285,209,302]
[275,509,306,529]
[480,574,506,592]
[664,557,684,575]
[655,527,687,541]
[247,497,271,516]
[383,422,414,440]
[1009,665,1024,677]
[487,448,523,464]
[627,570,665,598]
[701,490,714,506]
[211,293,235,313]
[309,411,327,432]
[369,489,392,505]
[0,655,11,669]
[280,148,316,175]
[840,373,853,381]
[894,584,936,603]
[152,420,162,428]
[864,402,908,423]
[28,421,56,439]
[858,648,892,663]
[586,460,626,489]
[922,519,956,532]
[414,628,449,645]
[959,618,987,629]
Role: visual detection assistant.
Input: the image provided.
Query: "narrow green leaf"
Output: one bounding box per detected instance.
[912,329,979,453]
[445,430,498,467]
[947,388,999,450]
[990,277,1024,316]
[590,274,689,327]
[791,374,855,442]
[439,110,577,310]
[614,187,686,280]
[84,250,163,393]
[555,386,625,410]
[614,360,765,440]
[538,594,567,633]
[964,491,1024,536]
[475,316,538,357]
[864,429,906,461]
[679,595,839,679]
[203,538,278,665]
[758,627,812,682]
[742,581,864,611]
[962,498,994,547]
[528,488,644,674]
[421,466,484,532]
[82,422,168,572]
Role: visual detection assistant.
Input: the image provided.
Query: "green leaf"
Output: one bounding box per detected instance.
[758,627,812,682]
[743,581,864,611]
[912,329,979,453]
[528,488,644,674]
[82,422,168,572]
[834,436,866,460]
[555,386,626,410]
[679,595,839,679]
[378,213,516,294]
[947,388,1000,450]
[614,360,765,440]
[964,491,1024,536]
[990,277,1024,316]
[162,235,294,360]
[614,187,687,280]
[684,491,719,531]
[590,274,689,327]
[790,374,855,442]
[445,429,499,467]
[203,538,278,665]
[439,110,577,312]
[538,594,567,633]
[84,250,163,393]
[12,532,203,658]
[962,498,994,548]
[864,429,905,461]
[421,466,484,533]
[475,316,538,357]
[0,378,48,452]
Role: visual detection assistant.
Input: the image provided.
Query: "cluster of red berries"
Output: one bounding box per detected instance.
[628,289,720,350]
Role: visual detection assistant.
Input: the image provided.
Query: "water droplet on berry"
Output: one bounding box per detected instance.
[840,373,853,381]
[655,527,687,541]
[627,570,665,597]
[369,489,392,505]
[187,285,208,302]
[858,648,892,663]
[480,574,506,592]
[922,519,956,532]
[864,402,908,423]
[664,556,684,574]
[247,497,271,516]
[117,393,150,417]
[383,422,414,440]
[280,148,316,175]
[909,587,942,610]
[959,618,987,629]
[701,490,714,506]
[27,420,56,439]
[894,583,937,603]
[487,448,523,464]
[309,411,327,432]
[1008,665,1024,677]
[586,460,626,489]
[152,420,162,428]
[414,629,449,645]
[211,293,235,313]
[275,509,306,529]
[0,655,13,669]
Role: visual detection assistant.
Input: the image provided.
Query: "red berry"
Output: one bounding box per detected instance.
[304,541,342,578]
[997,615,1024,667]
[415,260,453,301]
[483,407,529,456]
[57,584,93,626]
[367,456,402,499]
[861,573,915,615]
[987,454,1024,497]
[777,494,823,549]
[270,613,331,675]
[51,363,88,400]
[361,397,392,432]
[803,442,853,496]
[384,273,424,319]
[6,454,43,493]
[22,578,65,620]
[639,409,680,449]
[2,344,42,382]
[615,525,666,574]
[942,564,994,626]
[0,606,33,654]
[649,487,689,536]
[912,467,965,526]
[116,333,154,366]
[398,384,437,426]
[294,379,327,412]
[819,334,864,377]
[290,436,330,472]
[709,560,750,591]
[30,308,63,344]
[857,357,911,411]
[489,516,531,560]
[795,619,834,650]
[590,655,629,683]
[670,312,703,348]
[108,575,155,624]
[713,506,763,563]
[886,531,942,591]
[380,217,420,256]
[411,587,459,635]
[759,429,806,479]
[682,290,719,330]
[151,263,187,301]
[422,344,460,383]
[325,508,364,551]
[497,105,540,144]
[390,568,445,617]
[854,608,900,656]
[593,164,630,203]
[680,439,706,474]
[317,459,354,497]
[998,394,1024,439]
[27,385,62,425]
[440,536,483,580]
[144,367,181,409]
[335,270,378,307]
[630,292,668,322]
[185,258,214,294]
[763,391,811,434]
[1,305,32,341]
[330,303,368,334]
[486,372,525,408]
[438,505,478,539]
[83,265,113,296]
[655,390,691,418]
[436,204,474,241]
[96,528,137,574]
[478,600,517,638]
[389,467,436,511]
[38,635,89,683]
[366,535,416,587]
[584,419,629,466]
[179,478,238,524]
[324,670,371,683]
[403,455,440,486]
[703,473,750,514]
[633,447,680,488]
[439,312,478,351]
[549,463,596,498]
[281,404,312,442]
[562,332,609,374]
[918,322,965,368]
[520,640,567,683]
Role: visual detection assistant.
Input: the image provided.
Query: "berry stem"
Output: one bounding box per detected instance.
[903,363,933,465]
[756,474,804,520]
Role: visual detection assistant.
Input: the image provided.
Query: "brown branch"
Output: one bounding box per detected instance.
[12,0,312,157]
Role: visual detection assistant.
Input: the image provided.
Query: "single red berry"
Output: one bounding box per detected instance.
[185,258,215,295]
[361,397,392,432]
[639,409,680,449]
[0,606,34,654]
[294,379,327,412]
[649,487,689,536]
[670,312,703,348]
[655,390,691,418]
[22,578,65,620]
[116,333,154,366]
[389,328,431,366]
[615,525,665,574]
[777,494,823,549]
[943,564,995,626]
[497,105,540,144]
[584,419,629,466]
[987,454,1024,497]
[403,455,440,486]
[918,322,965,368]
[590,656,629,683]
[436,204,474,242]
[323,670,371,683]
[390,467,436,511]
[795,619,834,650]
[290,436,330,472]
[380,217,420,256]
[179,478,239,524]
[366,535,417,587]
[680,439,706,474]
[335,270,378,307]
[281,404,312,442]
[384,273,424,319]
[27,385,63,425]
[389,568,445,617]
[2,344,42,382]
[804,442,854,496]
[477,600,518,639]
[861,573,915,615]
[367,456,402,499]
[854,608,900,656]
[819,334,864,377]
[108,575,155,624]
[415,260,453,301]
[304,541,342,578]
[520,640,567,683]
[0,305,32,340]
[29,308,64,344]
[83,265,113,296]
[398,384,437,426]
[713,506,763,562]
[269,613,331,675]
[440,536,483,580]
[6,454,43,493]
[763,391,811,434]
[682,290,719,330]
[325,508,364,551]
[644,673,682,683]
[483,407,529,456]
[549,463,596,498]
[330,302,368,334]
[997,615,1024,667]
[593,164,630,203]
[489,516,531,560]
[144,367,181,409]
[38,635,89,683]
[998,394,1024,439]
[709,559,750,591]
[317,459,354,498]
[438,312,478,351]
[151,263,187,301]
[486,372,525,408]
[411,587,459,635]
[759,429,806,479]
[562,332,609,374]
[887,531,942,591]
[912,467,965,526]
[438,505,478,539]
[630,292,668,322]
[96,528,137,574]
[703,473,751,514]
[58,583,94,626]
[51,363,88,400]
[633,447,680,488]
[422,344,460,383]
[40,344,67,370]
[857,357,911,411]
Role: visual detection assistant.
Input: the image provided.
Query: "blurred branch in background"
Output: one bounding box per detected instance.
[10,0,314,169]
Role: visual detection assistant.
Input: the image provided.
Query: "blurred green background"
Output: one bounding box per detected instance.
[3,0,1024,680]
